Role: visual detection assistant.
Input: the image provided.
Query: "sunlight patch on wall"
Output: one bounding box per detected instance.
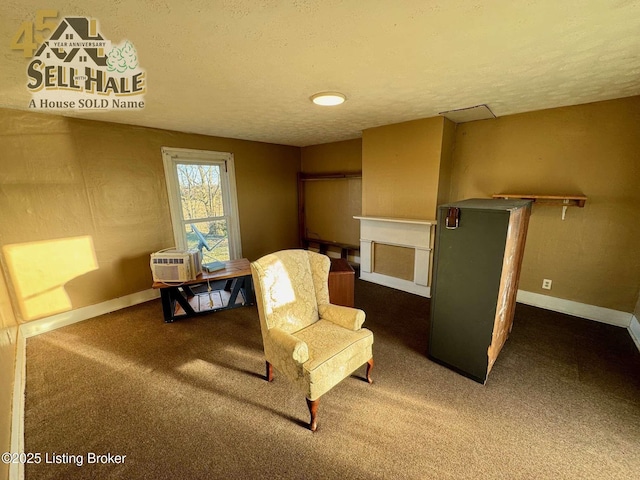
[3,236,98,321]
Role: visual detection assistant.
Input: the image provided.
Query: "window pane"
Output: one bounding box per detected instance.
[177,163,224,220]
[186,221,230,263]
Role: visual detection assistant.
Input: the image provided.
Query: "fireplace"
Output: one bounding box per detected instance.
[354,216,436,297]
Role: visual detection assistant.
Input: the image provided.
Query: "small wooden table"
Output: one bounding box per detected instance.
[152,258,254,323]
[329,258,355,307]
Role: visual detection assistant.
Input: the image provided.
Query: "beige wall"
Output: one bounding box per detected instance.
[437,118,457,207]
[300,139,362,246]
[362,117,446,220]
[0,272,18,480]
[450,96,640,312]
[0,108,300,323]
[301,138,362,173]
[361,117,453,281]
[634,294,640,321]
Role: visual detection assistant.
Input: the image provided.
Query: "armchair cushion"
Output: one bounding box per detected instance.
[295,320,374,400]
[319,304,366,331]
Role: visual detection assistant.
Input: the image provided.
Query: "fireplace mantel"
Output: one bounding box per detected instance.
[354,216,437,297]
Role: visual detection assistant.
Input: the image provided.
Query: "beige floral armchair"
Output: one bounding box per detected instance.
[250,249,374,431]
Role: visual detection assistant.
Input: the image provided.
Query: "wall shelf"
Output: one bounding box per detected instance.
[492,194,587,219]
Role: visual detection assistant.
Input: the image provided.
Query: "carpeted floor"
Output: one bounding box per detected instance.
[24,280,640,479]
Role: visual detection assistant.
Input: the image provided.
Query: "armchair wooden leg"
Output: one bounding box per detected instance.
[306,398,319,432]
[366,357,374,384]
[266,361,273,382]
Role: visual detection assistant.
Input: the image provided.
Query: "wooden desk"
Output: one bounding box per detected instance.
[152,258,254,323]
[329,258,355,307]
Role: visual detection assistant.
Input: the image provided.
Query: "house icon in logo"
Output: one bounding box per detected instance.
[33,17,109,68]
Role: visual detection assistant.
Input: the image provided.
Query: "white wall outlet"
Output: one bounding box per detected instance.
[542,279,552,290]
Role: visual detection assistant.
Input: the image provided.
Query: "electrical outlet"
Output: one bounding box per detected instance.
[542,279,552,290]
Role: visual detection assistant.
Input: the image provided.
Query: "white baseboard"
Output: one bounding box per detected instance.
[20,288,160,338]
[516,290,633,327]
[9,329,25,480]
[360,271,430,298]
[629,316,640,351]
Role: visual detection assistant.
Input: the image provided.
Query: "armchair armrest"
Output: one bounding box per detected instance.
[267,327,310,364]
[319,304,365,331]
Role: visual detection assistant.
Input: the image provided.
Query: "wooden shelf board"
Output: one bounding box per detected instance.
[354,216,437,225]
[304,238,359,250]
[299,171,362,181]
[492,194,587,207]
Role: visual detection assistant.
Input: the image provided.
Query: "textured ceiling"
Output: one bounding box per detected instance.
[2,1,640,146]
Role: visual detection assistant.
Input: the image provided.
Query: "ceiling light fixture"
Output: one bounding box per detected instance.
[310,92,346,106]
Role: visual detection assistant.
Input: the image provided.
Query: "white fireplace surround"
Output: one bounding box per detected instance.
[354,216,437,297]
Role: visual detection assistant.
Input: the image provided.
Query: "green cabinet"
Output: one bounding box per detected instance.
[428,199,532,383]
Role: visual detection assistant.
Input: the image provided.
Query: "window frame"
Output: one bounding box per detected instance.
[161,146,243,260]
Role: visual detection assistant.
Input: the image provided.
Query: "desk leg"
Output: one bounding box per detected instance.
[173,288,196,317]
[160,289,174,323]
[182,285,195,297]
[162,287,196,322]
[229,275,254,307]
[244,276,255,305]
[227,277,243,307]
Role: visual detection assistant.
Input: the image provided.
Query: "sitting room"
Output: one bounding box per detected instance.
[1,2,639,479]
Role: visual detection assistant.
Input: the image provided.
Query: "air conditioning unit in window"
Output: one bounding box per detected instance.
[150,248,202,282]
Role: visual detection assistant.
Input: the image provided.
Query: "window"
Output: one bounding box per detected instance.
[161,147,242,264]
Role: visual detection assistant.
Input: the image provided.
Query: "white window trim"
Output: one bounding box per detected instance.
[161,146,243,259]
